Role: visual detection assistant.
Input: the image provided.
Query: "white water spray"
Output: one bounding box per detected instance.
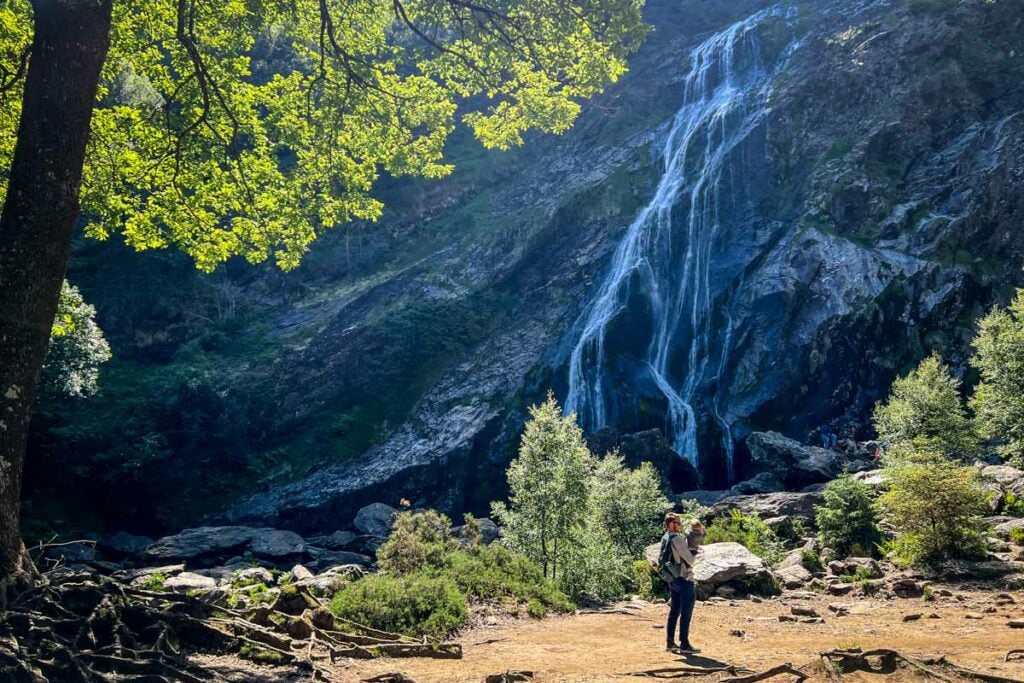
[565,7,795,477]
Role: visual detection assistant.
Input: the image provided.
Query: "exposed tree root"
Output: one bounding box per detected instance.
[1006,651,1024,664]
[0,569,461,681]
[719,663,807,683]
[821,649,1024,683]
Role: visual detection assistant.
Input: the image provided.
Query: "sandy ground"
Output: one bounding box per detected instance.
[336,586,1024,683]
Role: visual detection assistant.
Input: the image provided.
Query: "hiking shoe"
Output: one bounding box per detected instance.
[666,642,680,652]
[679,644,701,654]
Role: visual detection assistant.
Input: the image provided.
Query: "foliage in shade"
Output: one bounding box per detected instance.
[0,0,646,272]
[872,352,978,462]
[40,281,112,398]
[876,461,987,567]
[815,475,882,558]
[971,289,1024,466]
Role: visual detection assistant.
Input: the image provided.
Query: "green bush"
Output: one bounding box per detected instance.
[873,353,978,461]
[800,549,824,573]
[704,510,784,566]
[442,544,573,614]
[377,509,458,575]
[877,462,988,567]
[815,476,883,558]
[970,289,1024,467]
[374,509,572,616]
[330,573,468,639]
[1003,492,1024,516]
[1011,527,1024,545]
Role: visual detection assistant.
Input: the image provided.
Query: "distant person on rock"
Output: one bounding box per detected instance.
[819,427,830,449]
[658,513,703,654]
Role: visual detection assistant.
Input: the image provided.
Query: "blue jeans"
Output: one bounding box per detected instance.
[667,578,696,645]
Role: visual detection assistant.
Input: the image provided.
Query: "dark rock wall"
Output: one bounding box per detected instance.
[26,0,1024,536]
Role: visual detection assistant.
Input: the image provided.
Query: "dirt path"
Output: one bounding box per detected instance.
[341,587,1024,683]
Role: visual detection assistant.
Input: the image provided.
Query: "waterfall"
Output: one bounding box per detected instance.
[565,7,795,477]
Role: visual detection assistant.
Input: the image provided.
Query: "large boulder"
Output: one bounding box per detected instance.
[707,492,824,522]
[776,550,814,588]
[353,503,399,538]
[97,532,154,559]
[980,465,1024,497]
[143,526,258,562]
[746,431,856,488]
[250,529,306,560]
[692,542,776,596]
[307,530,357,550]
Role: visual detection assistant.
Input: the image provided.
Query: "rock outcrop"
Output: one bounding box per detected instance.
[746,431,862,489]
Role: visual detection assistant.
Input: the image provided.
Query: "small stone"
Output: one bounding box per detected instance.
[828,603,851,616]
[717,585,737,599]
[730,629,745,637]
[791,606,819,617]
[800,617,825,624]
[965,613,984,620]
[164,572,217,592]
[983,606,998,614]
[778,615,798,622]
[902,613,922,622]
[926,613,941,619]
[750,596,763,603]
[1009,619,1024,629]
[827,582,854,596]
[934,588,953,597]
[235,567,273,585]
[290,564,314,581]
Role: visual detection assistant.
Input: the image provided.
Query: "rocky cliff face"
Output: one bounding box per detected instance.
[29,0,1024,536]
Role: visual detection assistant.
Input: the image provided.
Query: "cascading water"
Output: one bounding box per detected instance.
[564,7,796,478]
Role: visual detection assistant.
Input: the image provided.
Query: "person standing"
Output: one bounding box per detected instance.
[658,513,702,654]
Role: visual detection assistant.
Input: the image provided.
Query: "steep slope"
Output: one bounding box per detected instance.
[27,0,1024,536]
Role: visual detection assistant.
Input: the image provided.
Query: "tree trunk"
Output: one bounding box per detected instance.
[0,0,112,579]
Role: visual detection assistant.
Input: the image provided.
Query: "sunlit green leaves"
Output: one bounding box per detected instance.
[0,0,646,271]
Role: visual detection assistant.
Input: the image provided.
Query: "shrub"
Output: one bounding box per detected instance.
[704,510,784,566]
[139,572,166,591]
[330,573,468,639]
[374,510,572,616]
[815,476,883,558]
[376,509,457,575]
[1003,492,1024,516]
[877,462,988,567]
[800,549,824,573]
[1011,527,1024,545]
[873,353,978,461]
[441,544,572,614]
[971,289,1024,466]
